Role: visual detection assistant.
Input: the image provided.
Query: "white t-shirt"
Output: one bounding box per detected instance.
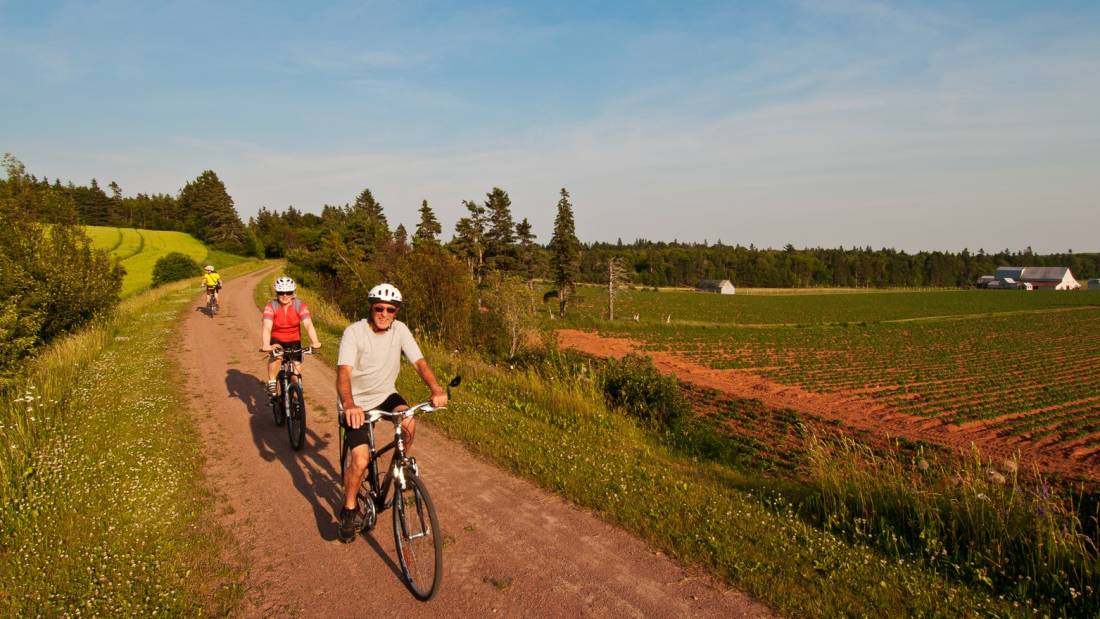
[337,319,424,410]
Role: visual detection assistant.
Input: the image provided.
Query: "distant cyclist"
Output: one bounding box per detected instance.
[202,265,222,308]
[260,276,322,396]
[336,283,447,543]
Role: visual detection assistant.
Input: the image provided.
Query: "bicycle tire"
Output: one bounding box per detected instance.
[392,472,442,601]
[287,383,306,450]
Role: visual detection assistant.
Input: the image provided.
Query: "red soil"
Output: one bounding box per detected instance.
[557,329,1100,482]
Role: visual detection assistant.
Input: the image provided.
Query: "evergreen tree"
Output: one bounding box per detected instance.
[549,187,581,317]
[484,186,516,272]
[452,199,487,284]
[346,188,390,252]
[394,223,409,251]
[515,217,538,286]
[178,170,247,251]
[414,199,442,245]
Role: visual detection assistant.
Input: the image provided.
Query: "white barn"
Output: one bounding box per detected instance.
[992,267,1080,290]
[696,279,736,294]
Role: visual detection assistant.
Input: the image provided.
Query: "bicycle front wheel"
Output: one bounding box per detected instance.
[392,472,442,601]
[287,383,306,450]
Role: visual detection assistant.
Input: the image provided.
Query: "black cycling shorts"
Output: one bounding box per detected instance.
[271,339,303,362]
[342,392,408,450]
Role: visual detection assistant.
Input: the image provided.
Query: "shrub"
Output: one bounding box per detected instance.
[152,252,202,287]
[393,244,476,350]
[474,273,540,360]
[600,353,689,428]
[0,170,122,389]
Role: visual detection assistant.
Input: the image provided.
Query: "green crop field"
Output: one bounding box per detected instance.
[564,284,1099,326]
[85,226,209,296]
[558,286,1100,463]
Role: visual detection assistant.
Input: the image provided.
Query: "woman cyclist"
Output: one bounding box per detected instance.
[202,265,222,309]
[260,276,322,396]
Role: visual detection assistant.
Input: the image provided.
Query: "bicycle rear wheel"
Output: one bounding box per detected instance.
[392,472,442,601]
[287,383,306,450]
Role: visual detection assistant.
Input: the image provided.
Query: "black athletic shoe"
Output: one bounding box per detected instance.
[338,505,363,543]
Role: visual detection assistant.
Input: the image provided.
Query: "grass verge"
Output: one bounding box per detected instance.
[0,260,262,615]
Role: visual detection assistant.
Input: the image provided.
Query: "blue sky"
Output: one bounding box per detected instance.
[2,0,1098,252]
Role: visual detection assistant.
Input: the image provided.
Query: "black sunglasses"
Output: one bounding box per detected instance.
[277,291,294,296]
[372,305,398,315]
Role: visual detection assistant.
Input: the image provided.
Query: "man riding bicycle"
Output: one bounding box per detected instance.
[336,283,447,543]
[260,276,322,396]
[202,265,222,308]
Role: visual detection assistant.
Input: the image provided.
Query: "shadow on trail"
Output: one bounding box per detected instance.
[225,368,343,540]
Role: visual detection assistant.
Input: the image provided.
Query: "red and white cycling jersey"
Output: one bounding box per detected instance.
[263,298,311,343]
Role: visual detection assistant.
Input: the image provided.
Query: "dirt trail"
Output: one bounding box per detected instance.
[557,329,1100,482]
[178,267,771,617]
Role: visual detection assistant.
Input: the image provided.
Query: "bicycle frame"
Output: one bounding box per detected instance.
[356,414,410,515]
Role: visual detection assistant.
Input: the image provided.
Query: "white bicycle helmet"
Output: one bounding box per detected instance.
[367,283,403,307]
[204,265,215,272]
[273,276,297,293]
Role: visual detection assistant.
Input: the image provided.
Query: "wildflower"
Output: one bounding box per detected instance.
[1002,459,1018,474]
[988,470,1006,485]
[917,458,929,472]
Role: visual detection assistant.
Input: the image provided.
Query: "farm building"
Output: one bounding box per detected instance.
[983,266,1081,290]
[696,279,736,294]
[1089,278,1100,290]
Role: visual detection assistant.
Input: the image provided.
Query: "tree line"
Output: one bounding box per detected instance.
[7,151,1098,368]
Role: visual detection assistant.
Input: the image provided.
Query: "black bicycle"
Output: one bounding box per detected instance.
[269,345,312,450]
[205,286,219,315]
[339,376,460,601]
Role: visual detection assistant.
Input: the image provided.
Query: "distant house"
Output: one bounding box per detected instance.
[976,275,996,288]
[987,266,1080,290]
[1089,278,1100,290]
[696,279,736,294]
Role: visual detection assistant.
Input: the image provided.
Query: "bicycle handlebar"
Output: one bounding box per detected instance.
[264,345,315,357]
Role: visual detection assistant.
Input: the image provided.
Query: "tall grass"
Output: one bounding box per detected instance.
[0,261,260,615]
[799,435,1100,615]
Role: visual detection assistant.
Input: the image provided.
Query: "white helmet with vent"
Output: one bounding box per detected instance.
[273,276,297,293]
[367,283,402,307]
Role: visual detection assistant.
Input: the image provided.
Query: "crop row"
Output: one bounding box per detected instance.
[599,307,1100,450]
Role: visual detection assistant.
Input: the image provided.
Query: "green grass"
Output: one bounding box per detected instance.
[282,279,1035,617]
[0,260,263,615]
[559,285,1100,327]
[85,226,224,296]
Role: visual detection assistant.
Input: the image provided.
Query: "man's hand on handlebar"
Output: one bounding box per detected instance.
[344,405,366,429]
[430,391,448,409]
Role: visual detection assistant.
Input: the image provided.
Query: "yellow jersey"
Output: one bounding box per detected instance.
[203,272,222,288]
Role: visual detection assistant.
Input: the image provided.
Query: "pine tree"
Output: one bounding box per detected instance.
[394,223,409,251]
[414,199,442,245]
[484,187,516,272]
[515,217,538,287]
[346,187,390,253]
[178,170,247,251]
[452,199,487,284]
[549,187,581,317]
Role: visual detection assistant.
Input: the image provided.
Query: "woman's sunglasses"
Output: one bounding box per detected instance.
[372,305,398,315]
[277,291,294,297]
